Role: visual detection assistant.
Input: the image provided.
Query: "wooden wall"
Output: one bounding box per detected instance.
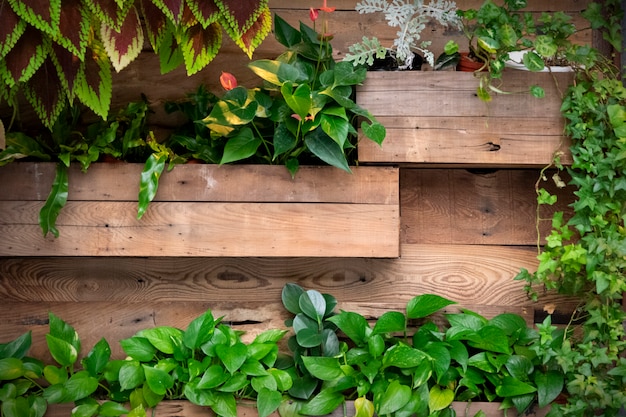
[0,0,587,360]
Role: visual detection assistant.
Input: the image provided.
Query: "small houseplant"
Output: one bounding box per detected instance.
[343,0,461,70]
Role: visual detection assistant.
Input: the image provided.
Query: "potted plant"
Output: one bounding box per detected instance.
[516,1,626,416]
[343,0,461,71]
[0,6,400,258]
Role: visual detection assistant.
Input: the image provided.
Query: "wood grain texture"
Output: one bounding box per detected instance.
[0,164,399,257]
[401,168,575,245]
[357,71,574,166]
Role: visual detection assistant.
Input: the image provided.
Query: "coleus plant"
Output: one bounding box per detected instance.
[0,0,272,129]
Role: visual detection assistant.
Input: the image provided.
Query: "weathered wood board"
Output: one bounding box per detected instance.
[0,163,399,257]
[357,71,574,166]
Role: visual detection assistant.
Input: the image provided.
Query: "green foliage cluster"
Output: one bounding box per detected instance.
[516,1,626,416]
[199,15,386,176]
[280,283,564,417]
[0,311,290,417]
[0,0,272,128]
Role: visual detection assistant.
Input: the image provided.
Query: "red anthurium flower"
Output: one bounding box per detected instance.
[220,72,237,91]
[320,0,335,12]
[309,7,319,21]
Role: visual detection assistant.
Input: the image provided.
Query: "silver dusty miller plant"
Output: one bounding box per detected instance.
[344,0,461,69]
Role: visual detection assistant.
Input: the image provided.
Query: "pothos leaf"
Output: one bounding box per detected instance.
[181,23,222,75]
[74,38,112,120]
[39,162,69,238]
[101,5,144,72]
[137,152,167,219]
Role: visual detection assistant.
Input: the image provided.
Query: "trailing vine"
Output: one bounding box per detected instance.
[516,1,626,415]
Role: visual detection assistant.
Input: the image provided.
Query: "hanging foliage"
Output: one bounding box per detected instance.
[0,0,272,129]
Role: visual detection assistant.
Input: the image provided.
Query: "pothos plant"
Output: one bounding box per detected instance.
[0,310,290,417]
[516,1,626,416]
[0,0,272,129]
[199,13,386,176]
[280,283,565,417]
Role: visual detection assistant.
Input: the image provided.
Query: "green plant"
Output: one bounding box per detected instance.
[516,2,626,416]
[0,310,291,417]
[280,283,564,417]
[199,13,386,176]
[344,0,461,69]
[0,0,271,128]
[453,0,577,100]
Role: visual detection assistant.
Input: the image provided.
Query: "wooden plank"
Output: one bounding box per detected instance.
[0,201,399,257]
[0,164,399,204]
[400,168,575,245]
[357,71,574,166]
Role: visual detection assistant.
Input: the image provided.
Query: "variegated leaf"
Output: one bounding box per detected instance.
[232,6,271,58]
[75,39,112,119]
[0,2,27,59]
[55,0,90,58]
[151,0,184,25]
[1,26,47,87]
[157,22,184,74]
[7,0,61,37]
[101,5,144,72]
[23,56,66,129]
[186,0,220,28]
[83,0,134,31]
[139,0,169,51]
[216,0,267,40]
[50,42,83,100]
[181,22,221,75]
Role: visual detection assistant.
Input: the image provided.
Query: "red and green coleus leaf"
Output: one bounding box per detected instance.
[74,38,112,120]
[186,0,220,28]
[84,0,134,31]
[157,22,184,73]
[50,42,83,101]
[101,5,144,72]
[216,0,269,57]
[55,0,90,58]
[7,0,61,38]
[1,25,47,88]
[151,0,184,25]
[180,22,221,75]
[23,55,66,129]
[0,2,27,59]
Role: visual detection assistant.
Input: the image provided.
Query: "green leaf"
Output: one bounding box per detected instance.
[184,310,217,350]
[382,344,429,369]
[300,388,345,416]
[72,403,99,417]
[197,364,229,389]
[522,50,545,71]
[302,357,343,381]
[0,358,24,380]
[299,290,327,323]
[137,326,183,355]
[39,162,69,238]
[530,85,545,98]
[466,325,512,354]
[119,361,144,391]
[143,365,174,396]
[372,311,406,335]
[273,14,301,47]
[120,337,156,362]
[320,113,349,148]
[328,311,369,346]
[360,121,386,146]
[282,82,312,119]
[257,387,282,417]
[248,60,306,86]
[46,335,77,368]
[355,397,375,417]
[495,376,537,397]
[216,343,248,374]
[535,370,564,407]
[64,370,99,401]
[82,338,111,376]
[220,127,262,164]
[43,365,67,385]
[281,283,305,315]
[97,401,129,417]
[75,39,112,120]
[304,129,351,173]
[0,332,32,360]
[428,385,454,412]
[377,380,411,415]
[137,152,167,219]
[406,294,456,319]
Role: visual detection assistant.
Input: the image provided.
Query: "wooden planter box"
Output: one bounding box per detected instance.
[356,71,574,167]
[0,163,399,257]
[44,400,550,417]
